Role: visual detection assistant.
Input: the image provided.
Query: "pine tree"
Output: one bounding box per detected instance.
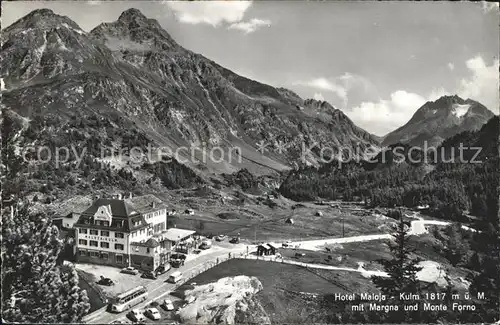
[469,223,500,322]
[1,206,91,323]
[371,215,423,322]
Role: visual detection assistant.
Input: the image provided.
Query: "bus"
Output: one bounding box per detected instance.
[168,271,183,283]
[109,286,148,313]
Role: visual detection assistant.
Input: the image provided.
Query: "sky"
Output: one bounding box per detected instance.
[3,0,499,136]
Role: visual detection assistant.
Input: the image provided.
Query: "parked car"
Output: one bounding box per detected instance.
[282,240,292,248]
[295,252,306,257]
[142,271,157,279]
[127,309,145,322]
[215,235,226,242]
[144,307,161,320]
[121,267,139,275]
[229,237,240,244]
[97,276,114,286]
[155,264,170,275]
[170,259,184,268]
[162,299,175,311]
[199,240,212,249]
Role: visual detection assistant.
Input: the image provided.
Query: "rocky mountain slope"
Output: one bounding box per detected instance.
[383,95,494,147]
[1,8,380,180]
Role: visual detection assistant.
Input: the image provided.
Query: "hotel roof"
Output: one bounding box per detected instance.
[81,198,139,218]
[74,198,148,232]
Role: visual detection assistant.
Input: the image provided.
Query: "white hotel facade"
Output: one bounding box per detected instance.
[74,194,193,271]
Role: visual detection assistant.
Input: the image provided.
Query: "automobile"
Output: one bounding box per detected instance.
[193,249,201,254]
[127,309,145,322]
[215,235,226,242]
[142,271,157,279]
[170,259,184,268]
[111,320,127,324]
[282,240,292,248]
[199,240,212,250]
[229,237,240,244]
[97,276,114,286]
[155,264,170,275]
[144,307,161,320]
[121,267,139,275]
[295,252,306,257]
[171,253,186,260]
[206,234,214,239]
[162,299,175,311]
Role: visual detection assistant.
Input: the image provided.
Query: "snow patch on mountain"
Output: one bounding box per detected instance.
[61,23,86,35]
[452,104,471,118]
[104,36,152,52]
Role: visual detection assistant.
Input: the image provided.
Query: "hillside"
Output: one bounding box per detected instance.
[280,116,499,227]
[1,8,380,187]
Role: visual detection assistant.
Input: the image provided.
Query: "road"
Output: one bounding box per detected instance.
[84,245,247,324]
[285,218,477,251]
[84,218,472,323]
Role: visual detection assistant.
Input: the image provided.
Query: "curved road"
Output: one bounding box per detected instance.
[84,218,469,324]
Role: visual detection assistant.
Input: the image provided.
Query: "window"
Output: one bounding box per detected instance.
[79,250,86,256]
[115,232,124,238]
[78,239,88,245]
[147,248,150,253]
[116,255,123,263]
[115,244,124,250]
[78,228,87,234]
[100,242,109,248]
[90,251,99,258]
[90,230,99,235]
[101,253,109,260]
[101,230,109,237]
[90,240,98,247]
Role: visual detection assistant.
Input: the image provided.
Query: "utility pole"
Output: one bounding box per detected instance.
[342,217,345,238]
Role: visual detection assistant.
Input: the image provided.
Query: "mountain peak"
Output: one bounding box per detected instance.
[4,7,84,36]
[118,8,148,22]
[28,8,56,16]
[91,7,178,51]
[383,94,493,147]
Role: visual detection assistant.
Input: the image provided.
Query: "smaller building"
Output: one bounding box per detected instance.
[257,243,277,256]
[267,243,277,255]
[257,245,269,256]
[130,238,168,272]
[285,217,294,224]
[155,228,196,255]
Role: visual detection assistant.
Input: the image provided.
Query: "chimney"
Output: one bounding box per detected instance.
[117,193,122,200]
[129,192,133,199]
[151,201,156,209]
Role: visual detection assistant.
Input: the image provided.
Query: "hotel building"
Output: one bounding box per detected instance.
[74,194,173,270]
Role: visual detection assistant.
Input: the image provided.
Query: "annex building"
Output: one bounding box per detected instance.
[74,194,195,271]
